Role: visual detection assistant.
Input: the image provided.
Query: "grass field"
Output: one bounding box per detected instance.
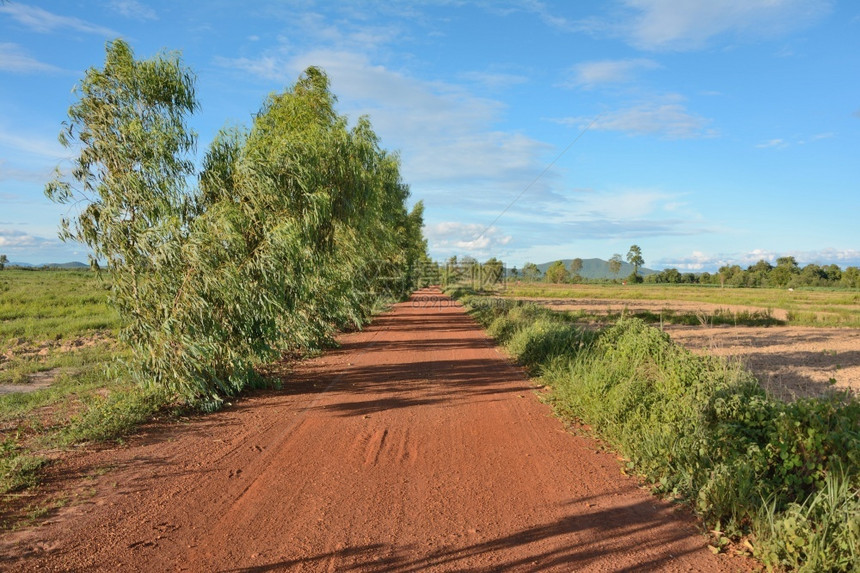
[502,283,860,327]
[0,270,162,516]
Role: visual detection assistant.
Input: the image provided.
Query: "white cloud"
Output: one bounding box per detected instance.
[424,222,512,255]
[216,48,551,186]
[459,70,529,90]
[0,228,55,250]
[756,138,788,149]
[106,0,157,21]
[758,132,834,148]
[810,132,834,141]
[0,43,62,74]
[0,126,67,160]
[559,98,714,139]
[620,0,832,51]
[576,189,677,219]
[658,248,860,271]
[567,58,660,88]
[0,159,53,183]
[0,4,118,36]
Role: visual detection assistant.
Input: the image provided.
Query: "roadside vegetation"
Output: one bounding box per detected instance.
[449,287,859,572]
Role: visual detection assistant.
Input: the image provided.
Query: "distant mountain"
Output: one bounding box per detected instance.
[527,258,656,280]
[43,261,89,269]
[7,261,88,269]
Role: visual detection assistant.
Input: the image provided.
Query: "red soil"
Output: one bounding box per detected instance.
[0,288,751,571]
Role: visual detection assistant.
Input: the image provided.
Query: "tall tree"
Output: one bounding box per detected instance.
[46,42,423,407]
[626,245,644,277]
[0,254,7,270]
[569,257,583,279]
[481,257,504,288]
[45,38,200,395]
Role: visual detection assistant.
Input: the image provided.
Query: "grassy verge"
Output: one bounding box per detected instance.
[451,287,860,572]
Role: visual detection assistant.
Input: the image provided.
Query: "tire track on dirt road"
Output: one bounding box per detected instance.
[1,288,751,571]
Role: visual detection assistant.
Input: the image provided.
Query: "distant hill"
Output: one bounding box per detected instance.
[8,261,88,269]
[529,258,656,280]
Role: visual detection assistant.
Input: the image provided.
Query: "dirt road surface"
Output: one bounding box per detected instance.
[1,289,749,572]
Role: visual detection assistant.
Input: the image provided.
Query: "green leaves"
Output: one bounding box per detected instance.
[46,43,427,408]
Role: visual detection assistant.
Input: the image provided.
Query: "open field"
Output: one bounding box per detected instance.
[663,325,859,399]
[504,283,860,327]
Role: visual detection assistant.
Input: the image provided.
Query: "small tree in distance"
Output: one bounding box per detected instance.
[0,254,7,270]
[545,260,570,283]
[569,257,583,281]
[608,254,622,280]
[522,262,540,282]
[626,245,644,283]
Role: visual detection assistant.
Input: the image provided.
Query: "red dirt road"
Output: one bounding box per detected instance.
[1,289,749,572]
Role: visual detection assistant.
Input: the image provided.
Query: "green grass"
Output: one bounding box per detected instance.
[0,269,169,506]
[455,288,860,571]
[502,283,860,327]
[0,269,120,343]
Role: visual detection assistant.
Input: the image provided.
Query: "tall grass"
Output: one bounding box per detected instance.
[456,289,860,571]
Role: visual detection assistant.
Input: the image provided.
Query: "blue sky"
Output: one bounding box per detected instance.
[1,0,858,270]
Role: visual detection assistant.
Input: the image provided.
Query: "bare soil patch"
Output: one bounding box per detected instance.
[663,325,860,400]
[0,368,62,396]
[0,289,749,571]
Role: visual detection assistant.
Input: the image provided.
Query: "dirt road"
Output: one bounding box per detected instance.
[1,289,747,571]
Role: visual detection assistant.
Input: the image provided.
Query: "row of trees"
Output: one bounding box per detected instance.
[46,40,427,408]
[649,257,860,289]
[440,250,859,290]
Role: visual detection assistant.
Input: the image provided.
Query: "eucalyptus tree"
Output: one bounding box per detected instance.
[45,39,203,397]
[545,260,570,284]
[47,42,424,408]
[522,262,541,282]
